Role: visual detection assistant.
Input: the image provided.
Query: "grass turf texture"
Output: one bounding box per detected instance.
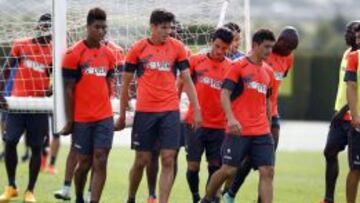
[0,146,354,203]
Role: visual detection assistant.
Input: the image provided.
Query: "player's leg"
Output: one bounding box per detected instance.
[252,135,275,203]
[90,117,114,202]
[271,116,281,151]
[157,111,181,203]
[41,131,50,172]
[0,112,7,161]
[146,149,159,202]
[321,120,349,203]
[73,122,93,203]
[185,124,204,203]
[346,128,360,203]
[128,112,159,203]
[48,115,60,174]
[0,113,25,201]
[202,134,249,202]
[24,113,49,202]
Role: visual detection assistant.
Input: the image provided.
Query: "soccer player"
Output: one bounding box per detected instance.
[60,8,116,203]
[0,13,52,203]
[344,24,360,203]
[184,27,233,203]
[223,22,245,61]
[201,29,276,203]
[116,9,202,203]
[223,27,299,202]
[318,20,360,203]
[53,39,124,202]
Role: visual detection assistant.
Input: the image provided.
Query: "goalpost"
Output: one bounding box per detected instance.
[0,0,251,133]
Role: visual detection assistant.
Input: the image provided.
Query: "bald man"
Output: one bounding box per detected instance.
[222,27,299,203]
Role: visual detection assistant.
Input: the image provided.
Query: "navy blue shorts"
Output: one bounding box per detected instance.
[325,120,350,152]
[221,134,274,168]
[348,128,360,170]
[3,113,49,147]
[271,115,280,129]
[184,123,225,162]
[73,117,114,155]
[131,111,180,151]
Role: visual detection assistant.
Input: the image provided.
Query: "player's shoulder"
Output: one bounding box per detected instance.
[232,56,250,68]
[12,37,32,46]
[168,37,185,48]
[129,38,148,52]
[66,40,87,55]
[104,40,124,54]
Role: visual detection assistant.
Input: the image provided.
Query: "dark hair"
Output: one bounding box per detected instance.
[223,22,241,33]
[252,29,275,44]
[150,9,175,25]
[354,23,360,33]
[211,27,234,44]
[87,7,106,25]
[38,13,51,23]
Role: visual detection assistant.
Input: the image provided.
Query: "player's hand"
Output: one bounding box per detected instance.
[59,121,73,136]
[227,117,241,136]
[351,115,360,129]
[192,108,202,129]
[0,96,8,110]
[114,114,126,131]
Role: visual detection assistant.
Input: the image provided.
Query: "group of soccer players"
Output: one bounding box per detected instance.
[1,5,359,203]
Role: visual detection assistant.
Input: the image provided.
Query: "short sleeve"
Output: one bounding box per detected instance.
[175,41,190,71]
[106,49,116,78]
[62,48,80,79]
[344,51,359,82]
[222,63,241,91]
[124,43,140,73]
[267,68,276,98]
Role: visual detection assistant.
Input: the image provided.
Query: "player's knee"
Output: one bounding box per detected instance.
[187,162,200,172]
[134,153,151,169]
[5,141,17,150]
[208,160,221,168]
[93,152,109,171]
[221,165,237,178]
[78,156,92,171]
[259,166,274,180]
[161,154,175,169]
[323,147,338,161]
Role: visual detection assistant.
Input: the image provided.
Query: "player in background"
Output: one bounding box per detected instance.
[60,8,116,203]
[344,24,360,203]
[223,22,245,61]
[184,27,233,203]
[223,26,299,203]
[0,13,52,203]
[201,29,276,203]
[317,20,360,203]
[116,9,202,203]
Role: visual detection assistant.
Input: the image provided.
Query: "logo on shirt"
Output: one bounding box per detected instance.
[83,66,107,76]
[273,71,284,81]
[198,76,222,90]
[146,61,171,72]
[23,59,47,73]
[243,76,267,95]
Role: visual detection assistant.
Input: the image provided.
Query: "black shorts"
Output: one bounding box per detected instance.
[131,111,180,151]
[3,113,49,147]
[185,124,225,162]
[271,115,280,129]
[73,117,114,155]
[325,120,350,152]
[221,134,274,168]
[348,127,360,170]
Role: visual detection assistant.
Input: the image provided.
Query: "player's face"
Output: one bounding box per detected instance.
[256,40,275,60]
[356,31,360,46]
[151,22,173,43]
[87,20,107,43]
[211,38,230,60]
[229,32,241,53]
[274,38,296,56]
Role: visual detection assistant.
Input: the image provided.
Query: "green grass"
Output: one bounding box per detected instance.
[0,146,354,203]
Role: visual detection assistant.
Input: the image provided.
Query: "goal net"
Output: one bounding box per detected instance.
[0,0,249,131]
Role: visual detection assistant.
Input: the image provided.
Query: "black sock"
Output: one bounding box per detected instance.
[27,146,42,191]
[207,165,220,185]
[90,201,98,203]
[228,159,252,197]
[5,142,18,188]
[64,180,71,187]
[186,170,200,202]
[50,156,57,166]
[127,197,135,203]
[324,151,338,203]
[76,194,84,203]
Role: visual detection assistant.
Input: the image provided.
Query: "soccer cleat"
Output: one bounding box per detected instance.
[46,165,57,175]
[223,192,235,203]
[54,187,71,201]
[23,191,36,203]
[85,191,91,203]
[147,196,158,203]
[0,186,18,201]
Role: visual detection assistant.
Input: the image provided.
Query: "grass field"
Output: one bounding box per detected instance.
[0,146,354,203]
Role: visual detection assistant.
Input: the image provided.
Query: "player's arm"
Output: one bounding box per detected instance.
[180,69,202,128]
[221,79,241,135]
[266,95,272,123]
[345,52,360,128]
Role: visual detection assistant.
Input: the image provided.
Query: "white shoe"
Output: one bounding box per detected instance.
[54,186,71,201]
